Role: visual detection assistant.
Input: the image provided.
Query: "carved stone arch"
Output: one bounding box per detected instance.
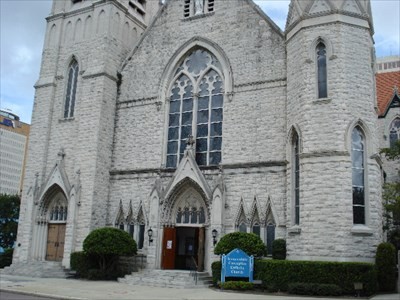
[96,9,107,35]
[249,196,262,225]
[211,185,223,226]
[126,200,134,223]
[48,23,57,48]
[265,196,280,226]
[74,18,83,42]
[136,200,149,227]
[114,200,125,227]
[64,55,83,77]
[162,177,210,226]
[386,114,400,140]
[84,15,92,39]
[158,36,234,103]
[287,124,303,159]
[345,118,374,155]
[234,198,248,230]
[64,20,73,45]
[38,184,68,221]
[308,36,335,63]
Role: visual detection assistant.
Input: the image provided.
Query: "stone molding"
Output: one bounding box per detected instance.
[300,150,349,159]
[117,97,159,110]
[234,78,287,94]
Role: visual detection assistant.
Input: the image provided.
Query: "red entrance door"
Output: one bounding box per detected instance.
[162,227,176,269]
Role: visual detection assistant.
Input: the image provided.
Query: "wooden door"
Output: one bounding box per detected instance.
[197,227,204,271]
[162,227,176,269]
[46,224,66,262]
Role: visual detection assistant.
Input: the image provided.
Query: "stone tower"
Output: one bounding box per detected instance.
[285,0,382,261]
[14,0,160,267]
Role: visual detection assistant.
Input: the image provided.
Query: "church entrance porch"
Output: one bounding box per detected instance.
[162,226,205,271]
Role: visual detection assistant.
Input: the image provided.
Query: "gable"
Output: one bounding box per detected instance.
[376,71,400,117]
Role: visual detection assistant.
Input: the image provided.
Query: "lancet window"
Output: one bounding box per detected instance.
[176,204,206,224]
[292,131,300,225]
[316,42,327,98]
[352,126,366,224]
[64,60,79,118]
[167,48,223,168]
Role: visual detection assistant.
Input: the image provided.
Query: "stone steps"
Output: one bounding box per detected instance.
[1,261,68,278]
[119,269,213,289]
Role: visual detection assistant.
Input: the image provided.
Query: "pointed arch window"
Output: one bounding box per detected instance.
[166,48,223,168]
[64,60,79,118]
[389,118,400,148]
[292,131,300,225]
[316,42,327,98]
[352,126,366,224]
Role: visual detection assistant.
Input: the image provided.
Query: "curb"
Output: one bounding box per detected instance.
[0,288,86,300]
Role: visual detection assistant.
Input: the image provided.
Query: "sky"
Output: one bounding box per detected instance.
[0,0,399,124]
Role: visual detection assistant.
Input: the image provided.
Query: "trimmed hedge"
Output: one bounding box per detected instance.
[288,282,342,296]
[376,242,396,292]
[212,259,377,296]
[220,281,254,290]
[70,251,97,278]
[271,239,286,260]
[214,232,265,257]
[0,248,13,268]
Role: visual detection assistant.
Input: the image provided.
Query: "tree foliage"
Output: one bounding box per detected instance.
[83,227,137,273]
[380,140,400,243]
[214,232,265,257]
[376,242,396,292]
[0,194,20,248]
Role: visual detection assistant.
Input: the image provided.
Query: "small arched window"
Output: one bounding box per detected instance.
[352,126,365,224]
[389,118,400,148]
[292,131,300,225]
[64,60,79,118]
[316,42,327,98]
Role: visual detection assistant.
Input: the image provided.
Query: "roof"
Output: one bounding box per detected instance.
[376,70,400,116]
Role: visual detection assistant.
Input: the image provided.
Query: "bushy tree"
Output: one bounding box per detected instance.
[83,227,137,274]
[214,232,265,257]
[381,140,400,249]
[0,194,20,248]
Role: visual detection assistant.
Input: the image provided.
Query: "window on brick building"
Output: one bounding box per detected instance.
[166,48,223,168]
[64,60,79,118]
[316,42,327,98]
[292,131,300,225]
[389,118,400,148]
[352,126,365,224]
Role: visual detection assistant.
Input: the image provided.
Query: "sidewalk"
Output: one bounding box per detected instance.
[0,274,398,300]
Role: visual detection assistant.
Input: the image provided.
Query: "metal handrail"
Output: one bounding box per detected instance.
[189,256,198,285]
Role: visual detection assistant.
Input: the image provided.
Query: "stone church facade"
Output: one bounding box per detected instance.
[13,0,387,273]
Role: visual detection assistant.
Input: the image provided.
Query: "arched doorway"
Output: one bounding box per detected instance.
[45,192,68,261]
[162,186,207,271]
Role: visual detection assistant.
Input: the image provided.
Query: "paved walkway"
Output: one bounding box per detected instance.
[0,274,399,300]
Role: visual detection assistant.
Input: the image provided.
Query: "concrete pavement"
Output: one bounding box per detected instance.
[0,274,399,300]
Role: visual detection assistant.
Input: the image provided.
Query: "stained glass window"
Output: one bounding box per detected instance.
[317,42,327,98]
[293,131,300,225]
[167,49,223,168]
[352,127,365,224]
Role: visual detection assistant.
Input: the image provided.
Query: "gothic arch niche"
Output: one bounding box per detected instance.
[161,179,209,271]
[33,184,68,262]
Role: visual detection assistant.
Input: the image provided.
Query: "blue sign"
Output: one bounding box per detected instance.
[221,248,254,283]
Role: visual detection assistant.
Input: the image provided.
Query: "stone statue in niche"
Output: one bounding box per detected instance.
[194,0,204,15]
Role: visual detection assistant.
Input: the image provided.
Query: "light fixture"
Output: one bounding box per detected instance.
[148,227,153,245]
[212,229,218,246]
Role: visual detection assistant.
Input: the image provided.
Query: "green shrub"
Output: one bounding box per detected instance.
[211,261,222,285]
[288,282,342,296]
[214,232,265,257]
[83,227,137,274]
[271,239,286,260]
[376,242,396,292]
[212,259,377,296]
[70,251,97,278]
[0,248,13,268]
[220,281,254,290]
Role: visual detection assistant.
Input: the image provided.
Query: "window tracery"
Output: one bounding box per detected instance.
[49,201,68,222]
[167,48,223,168]
[389,118,400,148]
[175,199,206,225]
